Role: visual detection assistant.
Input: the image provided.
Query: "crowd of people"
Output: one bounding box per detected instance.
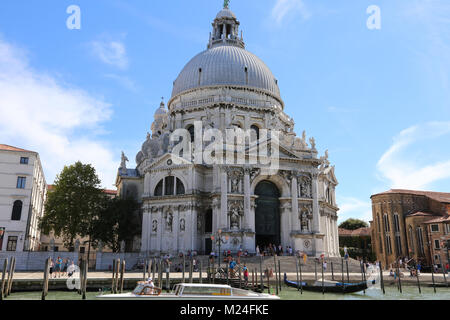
[255,244,295,257]
[48,257,77,278]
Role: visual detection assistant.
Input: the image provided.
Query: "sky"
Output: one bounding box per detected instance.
[0,0,450,224]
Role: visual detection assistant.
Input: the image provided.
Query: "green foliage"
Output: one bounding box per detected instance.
[339,218,368,230]
[39,162,107,249]
[91,197,141,252]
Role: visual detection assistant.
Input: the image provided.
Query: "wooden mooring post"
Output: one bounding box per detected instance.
[41,258,50,300]
[182,256,186,283]
[199,260,202,284]
[143,260,147,281]
[115,258,120,294]
[314,259,317,281]
[341,258,345,293]
[360,261,365,294]
[299,258,303,295]
[321,261,325,295]
[189,259,193,283]
[431,262,437,293]
[120,260,126,293]
[415,267,421,294]
[259,256,263,292]
[346,260,350,284]
[273,256,278,295]
[396,261,402,293]
[111,259,116,294]
[1,258,8,300]
[278,260,282,292]
[152,258,156,282]
[331,262,334,281]
[438,256,448,288]
[166,261,170,293]
[379,261,385,294]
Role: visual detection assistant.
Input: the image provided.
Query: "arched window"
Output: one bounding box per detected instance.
[176,178,185,195]
[250,125,260,141]
[154,177,185,197]
[11,200,22,221]
[154,180,163,196]
[187,125,195,143]
[165,176,175,196]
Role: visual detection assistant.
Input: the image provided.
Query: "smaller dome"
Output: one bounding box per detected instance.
[154,101,168,116]
[216,8,236,19]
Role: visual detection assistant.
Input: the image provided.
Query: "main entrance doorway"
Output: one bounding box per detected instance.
[255,181,281,249]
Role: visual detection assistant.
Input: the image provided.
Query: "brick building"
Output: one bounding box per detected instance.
[370,189,450,269]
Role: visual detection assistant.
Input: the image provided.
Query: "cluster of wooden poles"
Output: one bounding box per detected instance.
[41,257,89,300]
[1,257,16,300]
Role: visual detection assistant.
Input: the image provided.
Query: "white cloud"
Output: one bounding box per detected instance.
[337,196,372,224]
[377,122,450,190]
[271,0,311,25]
[104,73,137,92]
[90,39,129,70]
[0,36,119,188]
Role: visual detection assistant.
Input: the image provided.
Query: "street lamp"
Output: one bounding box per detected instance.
[211,229,229,269]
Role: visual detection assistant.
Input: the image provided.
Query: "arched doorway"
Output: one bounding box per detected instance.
[255,181,281,249]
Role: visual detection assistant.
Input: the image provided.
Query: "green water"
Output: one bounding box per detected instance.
[5,285,450,300]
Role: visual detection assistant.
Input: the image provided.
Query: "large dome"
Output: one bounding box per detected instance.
[171,45,281,99]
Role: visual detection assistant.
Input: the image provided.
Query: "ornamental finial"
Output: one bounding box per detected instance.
[224,0,230,8]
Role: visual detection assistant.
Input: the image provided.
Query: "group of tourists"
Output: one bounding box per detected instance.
[48,257,76,278]
[255,244,294,257]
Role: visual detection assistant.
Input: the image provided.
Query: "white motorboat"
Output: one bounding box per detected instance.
[96,282,280,300]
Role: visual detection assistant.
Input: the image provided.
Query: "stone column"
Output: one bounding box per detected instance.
[291,174,299,231]
[174,206,179,254]
[157,207,163,253]
[244,168,251,229]
[220,167,228,229]
[143,172,151,196]
[141,207,149,253]
[191,205,198,251]
[312,173,320,233]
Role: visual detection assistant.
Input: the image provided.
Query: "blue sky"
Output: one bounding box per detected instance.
[1,0,450,223]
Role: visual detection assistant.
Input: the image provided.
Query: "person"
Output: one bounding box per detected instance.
[49,258,54,278]
[343,246,349,260]
[55,256,62,278]
[256,245,260,256]
[389,269,395,277]
[417,262,422,275]
[446,263,449,274]
[62,258,68,277]
[323,260,327,272]
[243,265,249,286]
[229,259,237,277]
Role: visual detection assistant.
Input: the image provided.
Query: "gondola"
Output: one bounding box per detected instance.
[284,273,374,294]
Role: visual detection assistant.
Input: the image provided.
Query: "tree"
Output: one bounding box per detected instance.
[339,218,368,231]
[39,162,107,250]
[91,197,141,252]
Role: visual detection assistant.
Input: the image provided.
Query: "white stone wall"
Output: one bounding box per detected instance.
[0,252,78,271]
[0,149,46,252]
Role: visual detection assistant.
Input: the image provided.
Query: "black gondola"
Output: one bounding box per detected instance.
[284,273,374,294]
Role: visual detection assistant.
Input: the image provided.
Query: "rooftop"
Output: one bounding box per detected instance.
[371,189,450,204]
[338,227,371,237]
[0,144,35,153]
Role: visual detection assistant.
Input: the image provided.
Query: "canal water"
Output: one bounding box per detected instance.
[5,285,450,300]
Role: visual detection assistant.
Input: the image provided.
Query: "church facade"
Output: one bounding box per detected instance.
[116,5,340,257]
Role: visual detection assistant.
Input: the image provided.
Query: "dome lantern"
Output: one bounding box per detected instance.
[209,3,244,49]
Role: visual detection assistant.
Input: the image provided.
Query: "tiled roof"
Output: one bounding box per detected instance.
[339,227,371,237]
[372,189,450,203]
[0,144,35,153]
[406,211,439,218]
[424,216,450,224]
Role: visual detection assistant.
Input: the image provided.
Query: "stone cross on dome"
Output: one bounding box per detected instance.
[224,0,230,8]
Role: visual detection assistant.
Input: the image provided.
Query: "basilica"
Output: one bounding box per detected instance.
[116,4,340,257]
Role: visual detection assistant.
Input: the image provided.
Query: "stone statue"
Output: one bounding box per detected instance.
[224,0,230,8]
[230,207,240,229]
[120,151,129,171]
[180,219,185,232]
[152,220,158,232]
[165,212,173,232]
[309,137,316,150]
